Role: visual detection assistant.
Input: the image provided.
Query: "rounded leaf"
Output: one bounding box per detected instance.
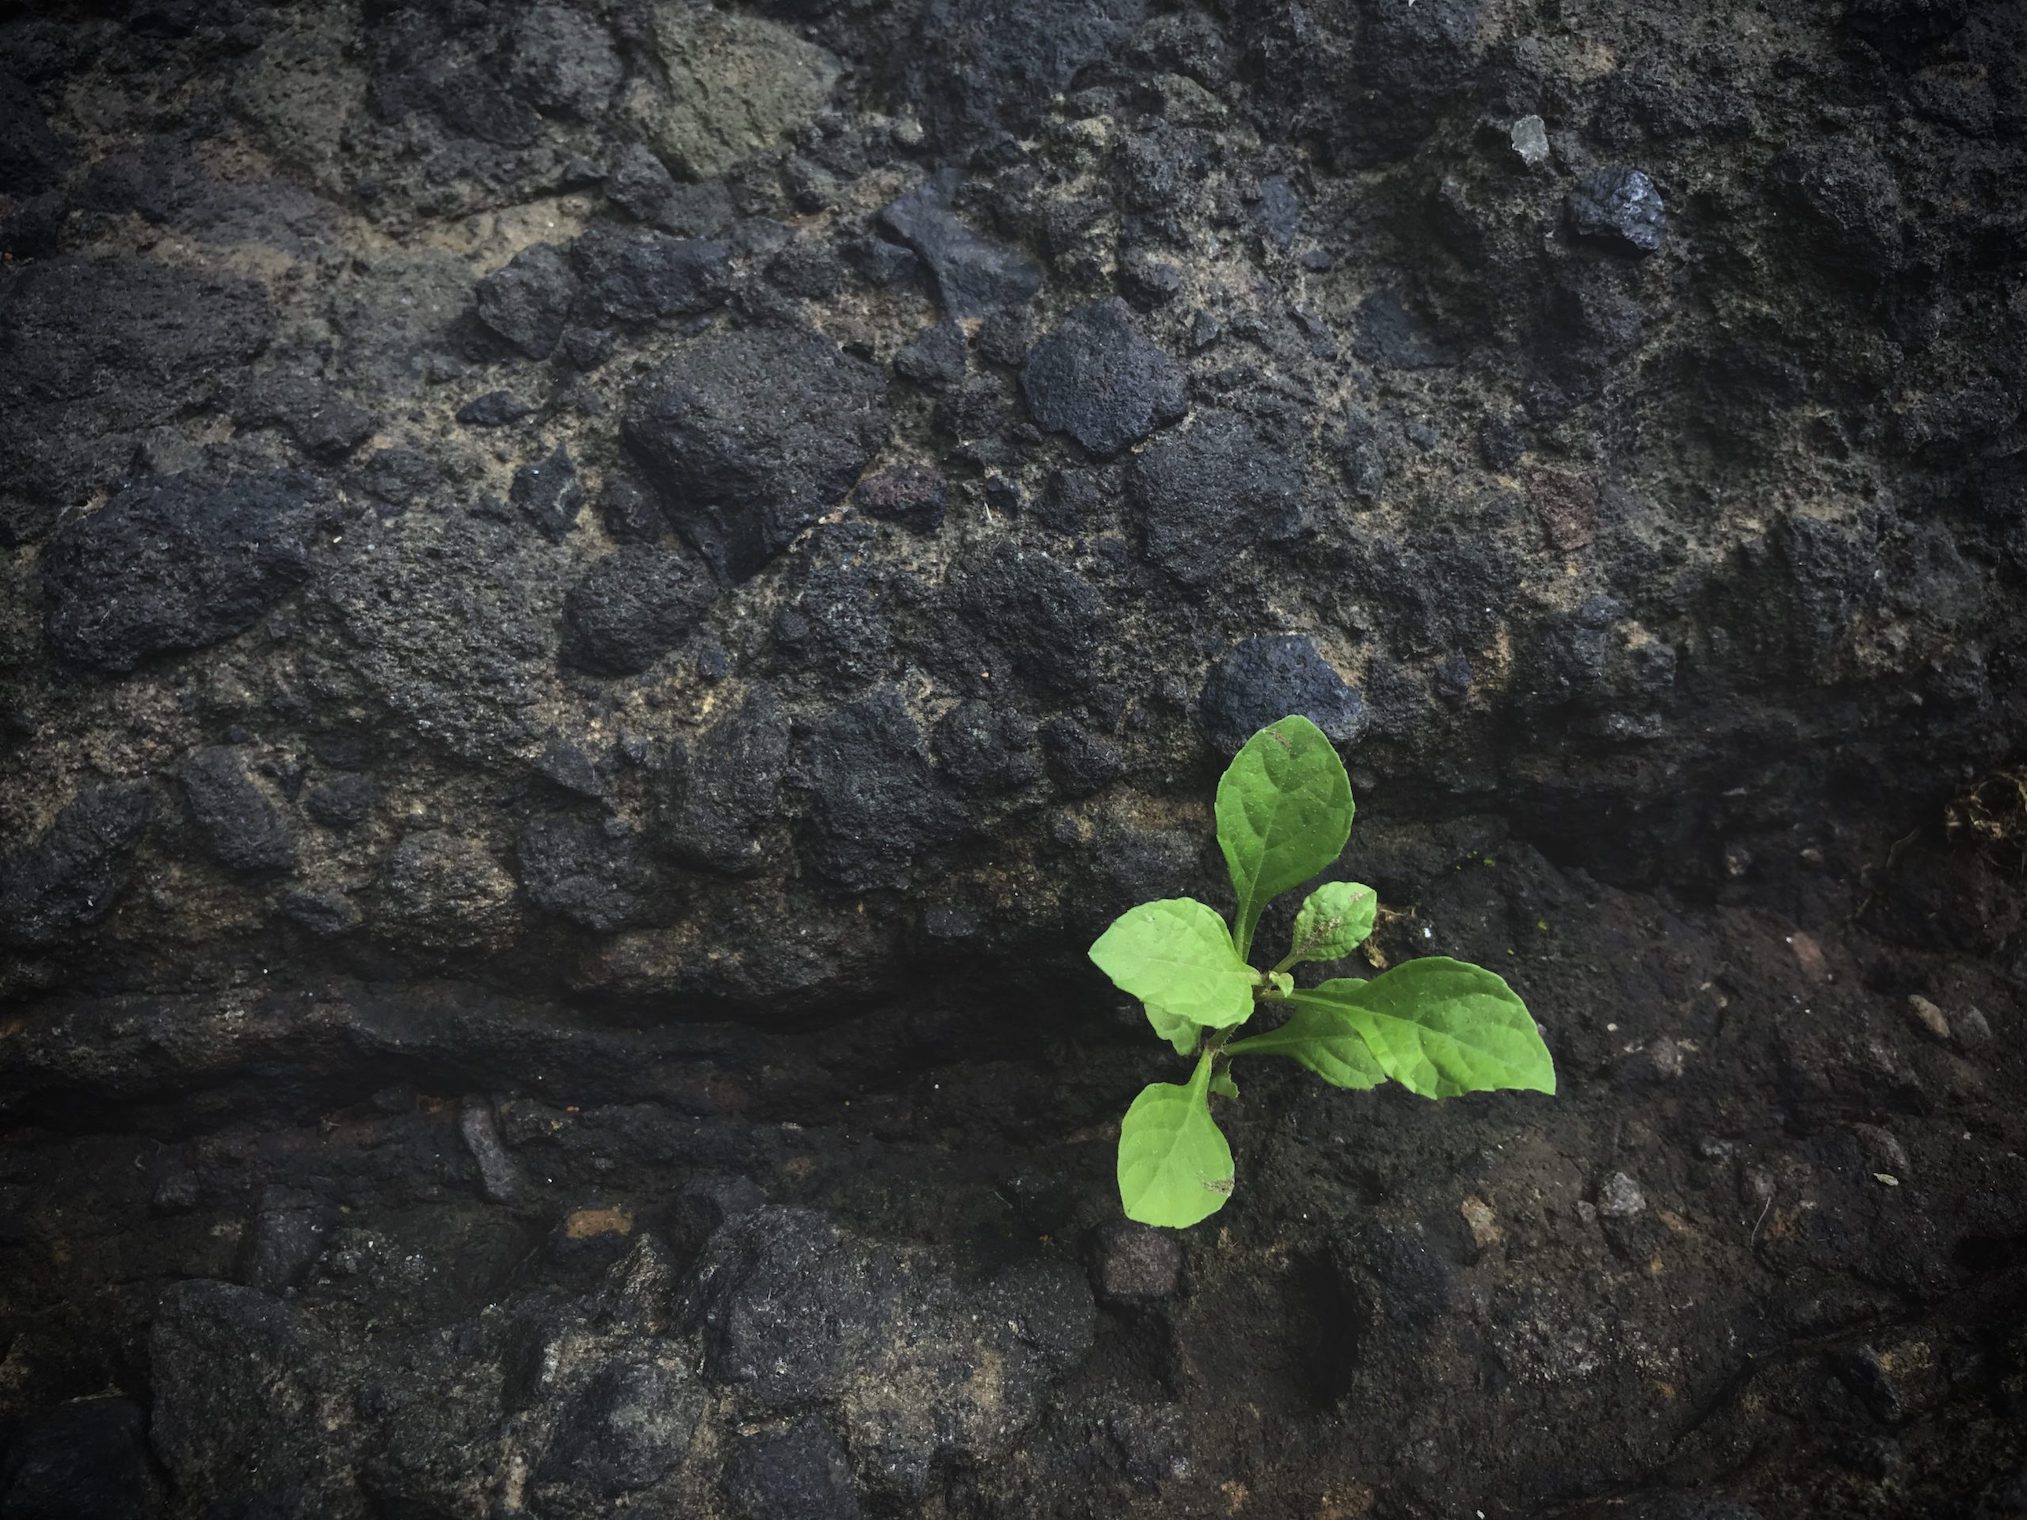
[1089,897,1256,1030]
[1215,715,1353,958]
[1303,958,1554,1098]
[1287,881,1378,966]
[1116,1061,1235,1228]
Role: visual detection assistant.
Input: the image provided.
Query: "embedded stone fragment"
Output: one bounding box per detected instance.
[513,444,586,541]
[799,690,966,894]
[627,9,841,179]
[1020,298,1186,456]
[1128,409,1302,585]
[571,227,731,324]
[1199,635,1367,756]
[1566,166,1666,255]
[1508,114,1550,167]
[517,812,659,932]
[0,784,154,948]
[878,170,1042,319]
[623,328,888,581]
[0,256,274,544]
[475,243,578,359]
[42,471,327,672]
[181,747,298,875]
[663,688,793,876]
[560,546,718,676]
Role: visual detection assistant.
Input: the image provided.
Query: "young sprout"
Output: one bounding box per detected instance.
[1091,715,1555,1228]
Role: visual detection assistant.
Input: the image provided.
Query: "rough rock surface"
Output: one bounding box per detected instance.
[623,327,889,580]
[1021,298,1189,455]
[41,471,334,672]
[3,0,2026,1515]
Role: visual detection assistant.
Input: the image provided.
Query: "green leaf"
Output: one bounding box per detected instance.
[1265,970,1294,998]
[1089,898,1257,1031]
[1286,881,1378,966]
[1295,958,1555,1099]
[1117,1056,1234,1228]
[1215,716,1354,960]
[1222,1000,1385,1089]
[1145,1002,1200,1057]
[1209,1069,1239,1099]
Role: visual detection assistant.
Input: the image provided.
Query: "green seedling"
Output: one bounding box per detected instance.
[1091,715,1556,1228]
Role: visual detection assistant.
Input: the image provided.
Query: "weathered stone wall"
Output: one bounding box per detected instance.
[2,2,2024,1516]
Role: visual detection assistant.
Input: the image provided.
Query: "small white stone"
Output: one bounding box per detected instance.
[1596,1171,1646,1218]
[1509,115,1550,167]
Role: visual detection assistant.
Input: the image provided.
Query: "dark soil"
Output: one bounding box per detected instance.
[2,1,2025,1516]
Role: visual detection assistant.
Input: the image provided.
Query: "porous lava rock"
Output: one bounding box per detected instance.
[1020,298,1188,456]
[42,472,329,672]
[623,328,889,581]
[4,2,2027,1514]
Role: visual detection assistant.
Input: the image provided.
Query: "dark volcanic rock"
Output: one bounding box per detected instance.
[1338,406,1390,501]
[0,785,154,948]
[180,748,298,876]
[316,510,567,765]
[946,548,1109,698]
[245,380,378,463]
[893,321,968,389]
[305,775,376,832]
[458,389,537,427]
[572,227,732,324]
[1566,166,1667,256]
[1199,635,1367,755]
[1352,289,1451,369]
[623,328,890,581]
[683,1206,1093,1489]
[772,524,906,683]
[506,2,624,119]
[517,812,658,932]
[0,1396,157,1520]
[855,464,949,533]
[663,688,793,876]
[475,243,579,359]
[1254,174,1303,249]
[5,12,2027,1519]
[799,690,965,894]
[1335,0,1487,164]
[1041,716,1124,797]
[606,144,737,235]
[0,74,69,196]
[1129,410,1303,585]
[878,170,1043,319]
[41,472,328,673]
[1020,298,1187,456]
[513,444,586,541]
[596,471,670,544]
[1772,142,1906,282]
[537,1353,703,1495]
[560,546,718,676]
[725,1417,863,1520]
[1843,0,1970,47]
[148,1281,344,1511]
[377,828,519,953]
[237,1194,335,1293]
[902,0,1147,151]
[932,701,1042,794]
[0,259,274,544]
